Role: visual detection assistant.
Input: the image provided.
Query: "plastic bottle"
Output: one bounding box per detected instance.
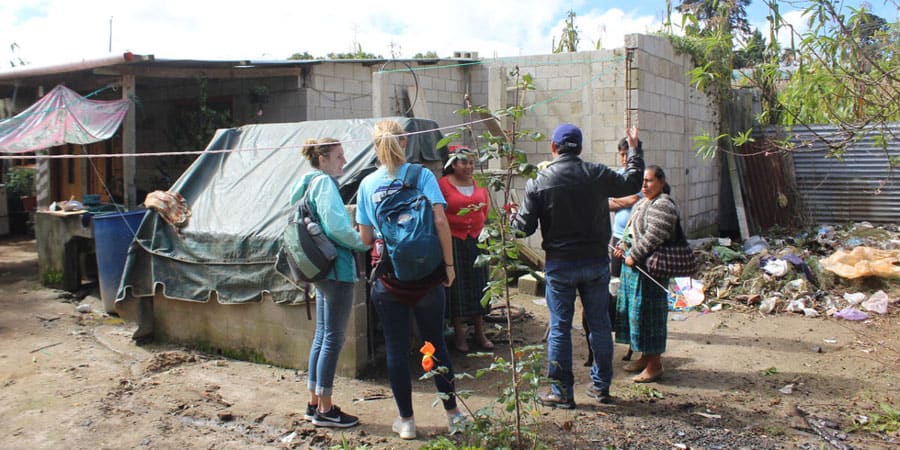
[306,221,337,260]
[307,221,323,236]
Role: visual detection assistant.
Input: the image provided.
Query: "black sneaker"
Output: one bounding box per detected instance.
[304,403,317,421]
[538,390,576,409]
[586,385,613,404]
[312,405,359,428]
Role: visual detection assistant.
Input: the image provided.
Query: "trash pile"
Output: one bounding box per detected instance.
[676,222,900,319]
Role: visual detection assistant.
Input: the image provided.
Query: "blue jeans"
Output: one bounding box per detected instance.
[307,279,355,397]
[544,257,613,399]
[371,279,457,418]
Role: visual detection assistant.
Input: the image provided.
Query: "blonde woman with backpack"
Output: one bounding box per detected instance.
[355,120,465,440]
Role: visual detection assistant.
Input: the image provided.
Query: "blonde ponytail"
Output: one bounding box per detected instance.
[372,120,407,176]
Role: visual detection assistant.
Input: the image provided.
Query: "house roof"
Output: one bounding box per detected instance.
[0,53,477,98]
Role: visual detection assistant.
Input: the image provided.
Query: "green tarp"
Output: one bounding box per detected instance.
[118,117,443,304]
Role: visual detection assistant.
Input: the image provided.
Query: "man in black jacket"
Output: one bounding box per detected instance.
[512,123,644,408]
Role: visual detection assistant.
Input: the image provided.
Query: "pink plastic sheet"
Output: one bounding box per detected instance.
[0,85,129,153]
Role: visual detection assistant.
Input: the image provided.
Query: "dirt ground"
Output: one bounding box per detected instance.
[1,235,898,449]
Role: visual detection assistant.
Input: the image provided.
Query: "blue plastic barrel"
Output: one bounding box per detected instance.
[93,209,145,313]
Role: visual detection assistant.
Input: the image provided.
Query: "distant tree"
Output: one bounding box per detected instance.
[734,28,766,69]
[775,3,897,127]
[678,0,751,37]
[327,43,382,60]
[413,51,439,59]
[287,51,317,60]
[552,10,580,53]
[670,0,899,167]
[846,9,890,73]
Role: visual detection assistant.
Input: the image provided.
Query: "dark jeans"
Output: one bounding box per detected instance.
[371,279,457,418]
[544,257,613,399]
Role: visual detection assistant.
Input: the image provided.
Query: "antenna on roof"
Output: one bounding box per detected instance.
[108,16,113,52]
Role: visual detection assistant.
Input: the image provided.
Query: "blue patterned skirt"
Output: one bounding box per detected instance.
[613,260,669,354]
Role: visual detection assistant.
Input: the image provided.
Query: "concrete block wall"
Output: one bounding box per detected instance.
[481,51,629,170]
[306,62,374,120]
[372,62,470,129]
[472,34,718,261]
[152,279,369,377]
[476,50,629,258]
[624,34,719,234]
[414,65,470,130]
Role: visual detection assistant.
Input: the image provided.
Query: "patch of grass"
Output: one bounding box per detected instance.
[761,367,778,376]
[850,403,900,434]
[41,270,63,286]
[330,433,371,450]
[188,342,274,366]
[630,384,664,400]
[421,436,483,450]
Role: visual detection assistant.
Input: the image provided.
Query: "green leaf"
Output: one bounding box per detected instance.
[436,132,460,150]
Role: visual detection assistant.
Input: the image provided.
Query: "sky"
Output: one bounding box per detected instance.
[2,0,897,68]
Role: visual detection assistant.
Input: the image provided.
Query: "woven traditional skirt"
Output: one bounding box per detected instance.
[446,236,489,319]
[613,261,669,354]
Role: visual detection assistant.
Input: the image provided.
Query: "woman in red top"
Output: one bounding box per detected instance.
[439,147,493,352]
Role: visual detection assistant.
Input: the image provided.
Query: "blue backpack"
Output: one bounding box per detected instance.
[374,164,442,281]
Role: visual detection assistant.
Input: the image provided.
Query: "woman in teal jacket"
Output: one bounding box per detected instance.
[292,138,370,429]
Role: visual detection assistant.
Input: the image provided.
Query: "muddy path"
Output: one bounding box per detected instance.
[1,236,898,449]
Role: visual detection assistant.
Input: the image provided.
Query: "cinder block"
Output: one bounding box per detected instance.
[517,272,545,296]
[323,76,343,93]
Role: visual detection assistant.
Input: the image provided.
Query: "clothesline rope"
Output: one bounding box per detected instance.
[0,116,500,160]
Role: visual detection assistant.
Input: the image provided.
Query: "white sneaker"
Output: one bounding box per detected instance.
[447,412,470,435]
[392,416,416,440]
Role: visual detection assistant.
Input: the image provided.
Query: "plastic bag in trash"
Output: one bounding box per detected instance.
[667,278,704,311]
[843,292,866,305]
[759,297,779,314]
[743,236,769,256]
[820,247,900,279]
[762,259,789,277]
[861,290,889,315]
[817,225,834,240]
[786,298,807,312]
[713,246,743,262]
[832,307,869,321]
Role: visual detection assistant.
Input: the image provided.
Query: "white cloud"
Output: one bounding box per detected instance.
[1,0,673,67]
[773,10,811,51]
[2,0,893,68]
[572,8,666,50]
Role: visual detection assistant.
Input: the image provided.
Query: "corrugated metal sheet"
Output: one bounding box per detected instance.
[785,124,899,225]
[736,136,802,231]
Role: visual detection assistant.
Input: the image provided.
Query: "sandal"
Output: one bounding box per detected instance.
[632,369,664,383]
[623,360,647,373]
[477,336,494,350]
[453,338,470,353]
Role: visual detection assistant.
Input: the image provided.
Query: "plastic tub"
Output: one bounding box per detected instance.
[93,209,145,313]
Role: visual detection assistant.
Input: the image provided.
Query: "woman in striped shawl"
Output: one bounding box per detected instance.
[613,165,679,383]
